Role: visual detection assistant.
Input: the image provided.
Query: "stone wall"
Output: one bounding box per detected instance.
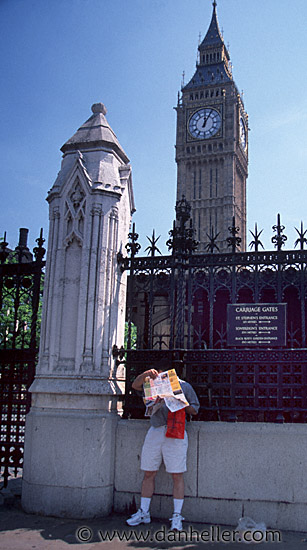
[114,419,307,532]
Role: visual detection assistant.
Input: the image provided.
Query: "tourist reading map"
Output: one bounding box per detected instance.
[127,361,200,532]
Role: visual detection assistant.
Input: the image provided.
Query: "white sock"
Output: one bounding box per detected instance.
[173,498,184,515]
[140,497,151,513]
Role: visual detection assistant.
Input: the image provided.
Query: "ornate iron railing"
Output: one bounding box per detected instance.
[0,229,45,487]
[120,246,307,351]
[117,199,307,423]
[122,348,307,423]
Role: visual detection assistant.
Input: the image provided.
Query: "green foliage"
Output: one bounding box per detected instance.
[124,321,137,350]
[0,252,44,350]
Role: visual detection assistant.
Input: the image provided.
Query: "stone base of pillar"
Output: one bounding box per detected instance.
[22,399,119,518]
[22,479,114,518]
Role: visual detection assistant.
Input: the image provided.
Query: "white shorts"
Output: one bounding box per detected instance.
[140,425,188,473]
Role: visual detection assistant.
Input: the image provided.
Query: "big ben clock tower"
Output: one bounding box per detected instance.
[175,1,248,252]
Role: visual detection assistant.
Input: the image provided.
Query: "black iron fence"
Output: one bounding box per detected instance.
[121,348,307,423]
[0,229,45,487]
[116,199,307,423]
[122,247,307,351]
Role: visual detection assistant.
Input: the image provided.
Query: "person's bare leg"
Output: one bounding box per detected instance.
[170,472,184,529]
[127,471,157,524]
[171,472,184,499]
[141,470,157,497]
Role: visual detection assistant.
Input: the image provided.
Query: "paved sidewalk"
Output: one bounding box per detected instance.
[1,477,307,549]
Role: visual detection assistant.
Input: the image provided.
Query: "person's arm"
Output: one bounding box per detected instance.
[131,369,159,391]
[185,404,198,415]
[183,382,200,416]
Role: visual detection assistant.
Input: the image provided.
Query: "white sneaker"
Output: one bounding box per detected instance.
[170,512,184,531]
[126,508,151,526]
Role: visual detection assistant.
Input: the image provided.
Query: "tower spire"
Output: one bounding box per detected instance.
[199,0,223,50]
[191,0,231,73]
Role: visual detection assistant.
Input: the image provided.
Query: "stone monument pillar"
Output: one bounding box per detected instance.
[22,103,135,517]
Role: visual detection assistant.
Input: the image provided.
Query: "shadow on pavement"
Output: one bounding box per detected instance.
[1,477,307,549]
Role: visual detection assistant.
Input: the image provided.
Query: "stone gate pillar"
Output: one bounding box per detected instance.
[22,103,135,517]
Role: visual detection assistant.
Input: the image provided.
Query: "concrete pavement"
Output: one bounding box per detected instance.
[1,476,307,549]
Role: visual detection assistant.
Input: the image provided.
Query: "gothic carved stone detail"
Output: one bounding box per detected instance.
[52,206,60,220]
[64,177,87,248]
[91,205,103,217]
[110,206,119,220]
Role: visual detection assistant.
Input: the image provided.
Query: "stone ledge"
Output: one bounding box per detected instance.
[114,490,307,532]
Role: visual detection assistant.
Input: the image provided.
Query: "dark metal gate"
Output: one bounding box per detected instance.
[115,198,307,423]
[0,229,45,487]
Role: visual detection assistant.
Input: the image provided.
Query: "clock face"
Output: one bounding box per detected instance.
[240,117,247,150]
[188,108,222,140]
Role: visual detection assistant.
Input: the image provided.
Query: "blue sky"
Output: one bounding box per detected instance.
[1,0,307,254]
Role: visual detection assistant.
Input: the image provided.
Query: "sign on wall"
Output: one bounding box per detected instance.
[227,303,287,347]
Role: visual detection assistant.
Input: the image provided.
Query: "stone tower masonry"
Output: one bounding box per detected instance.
[175,1,248,252]
[22,103,135,517]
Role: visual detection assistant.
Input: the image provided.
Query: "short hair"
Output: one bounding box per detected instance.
[155,358,170,372]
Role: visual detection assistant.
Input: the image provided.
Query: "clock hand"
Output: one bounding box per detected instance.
[202,110,212,128]
[202,117,208,129]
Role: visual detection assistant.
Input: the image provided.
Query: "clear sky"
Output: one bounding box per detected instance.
[1,0,307,254]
